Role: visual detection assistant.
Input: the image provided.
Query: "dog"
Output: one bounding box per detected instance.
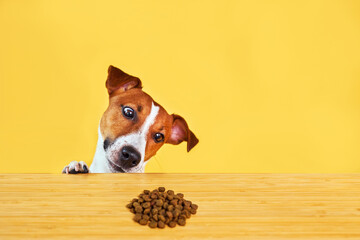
[62,66,199,173]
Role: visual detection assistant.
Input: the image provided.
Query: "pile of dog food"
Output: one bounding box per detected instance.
[126,187,198,228]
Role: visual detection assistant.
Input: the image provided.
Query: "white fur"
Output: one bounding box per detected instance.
[88,126,112,173]
[62,161,88,173]
[89,102,159,173]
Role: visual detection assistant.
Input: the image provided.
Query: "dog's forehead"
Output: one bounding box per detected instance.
[110,89,153,111]
[149,103,172,131]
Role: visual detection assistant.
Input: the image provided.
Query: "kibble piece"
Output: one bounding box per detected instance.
[166,211,173,219]
[170,199,178,206]
[142,202,151,209]
[167,205,174,211]
[144,190,150,195]
[148,220,157,228]
[150,194,158,199]
[190,208,197,214]
[143,208,151,215]
[160,209,166,216]
[159,214,166,222]
[143,196,151,202]
[135,206,143,213]
[133,213,142,222]
[131,198,138,203]
[175,205,183,211]
[191,204,198,210]
[182,210,191,218]
[156,199,163,207]
[178,218,186,226]
[173,209,181,218]
[167,190,174,195]
[139,219,148,225]
[130,208,135,213]
[168,221,176,228]
[126,203,133,209]
[157,221,165,229]
[184,205,191,211]
[177,193,184,198]
[142,215,150,221]
[138,198,144,203]
[158,187,166,192]
[151,208,158,215]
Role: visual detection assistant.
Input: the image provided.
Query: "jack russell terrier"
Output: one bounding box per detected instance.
[62,66,199,174]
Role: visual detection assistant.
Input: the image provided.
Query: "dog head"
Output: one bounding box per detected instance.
[100,65,199,173]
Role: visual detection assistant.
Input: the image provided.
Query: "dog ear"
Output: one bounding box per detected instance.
[105,65,142,95]
[166,114,199,152]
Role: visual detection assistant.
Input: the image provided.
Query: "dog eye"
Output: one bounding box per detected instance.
[122,106,135,119]
[154,133,164,143]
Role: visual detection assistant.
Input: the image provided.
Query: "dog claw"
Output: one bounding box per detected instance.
[62,161,89,174]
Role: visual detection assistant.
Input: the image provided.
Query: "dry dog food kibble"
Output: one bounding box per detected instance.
[126,187,198,228]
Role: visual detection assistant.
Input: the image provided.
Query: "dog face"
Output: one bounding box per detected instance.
[99,66,199,173]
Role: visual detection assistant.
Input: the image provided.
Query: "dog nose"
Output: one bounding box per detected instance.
[120,146,141,167]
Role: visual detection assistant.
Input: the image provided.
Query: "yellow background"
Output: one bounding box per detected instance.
[1,0,360,173]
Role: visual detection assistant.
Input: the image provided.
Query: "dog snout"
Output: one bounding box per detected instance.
[119,146,141,168]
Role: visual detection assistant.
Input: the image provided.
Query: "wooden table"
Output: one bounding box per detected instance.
[1,174,360,239]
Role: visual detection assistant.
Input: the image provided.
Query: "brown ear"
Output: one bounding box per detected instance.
[105,65,142,95]
[166,114,199,152]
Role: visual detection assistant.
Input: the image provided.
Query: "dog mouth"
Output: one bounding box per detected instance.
[107,159,125,173]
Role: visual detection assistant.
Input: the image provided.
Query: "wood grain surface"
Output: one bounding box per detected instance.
[0,174,360,239]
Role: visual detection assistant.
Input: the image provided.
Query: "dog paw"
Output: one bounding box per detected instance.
[62,161,89,174]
